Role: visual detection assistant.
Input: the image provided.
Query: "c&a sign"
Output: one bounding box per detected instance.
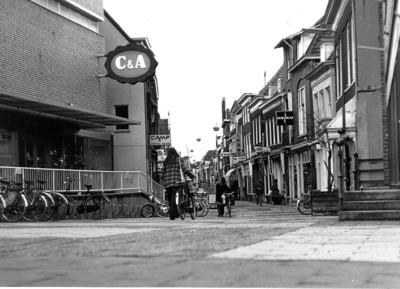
[105,44,158,85]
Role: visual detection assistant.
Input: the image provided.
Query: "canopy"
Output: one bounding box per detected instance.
[225,168,238,187]
[0,89,141,128]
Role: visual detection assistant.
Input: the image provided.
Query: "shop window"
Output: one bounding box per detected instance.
[89,139,111,170]
[115,105,129,130]
[0,129,17,166]
[63,135,87,170]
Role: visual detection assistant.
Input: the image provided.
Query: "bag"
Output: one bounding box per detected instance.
[178,158,185,182]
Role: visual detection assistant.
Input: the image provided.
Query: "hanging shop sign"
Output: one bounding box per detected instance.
[104,44,158,85]
[150,135,171,146]
[276,111,294,125]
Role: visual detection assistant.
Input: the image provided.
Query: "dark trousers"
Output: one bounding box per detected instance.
[166,186,179,219]
[217,204,224,216]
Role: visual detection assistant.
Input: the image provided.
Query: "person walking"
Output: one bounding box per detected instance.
[255,180,263,206]
[271,179,283,205]
[215,177,231,217]
[161,147,195,220]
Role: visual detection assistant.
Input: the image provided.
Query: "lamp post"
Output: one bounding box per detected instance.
[213,124,220,178]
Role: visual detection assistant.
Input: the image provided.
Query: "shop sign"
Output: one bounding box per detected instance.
[276,111,294,125]
[105,44,158,85]
[149,135,171,146]
[157,149,166,162]
[233,156,245,164]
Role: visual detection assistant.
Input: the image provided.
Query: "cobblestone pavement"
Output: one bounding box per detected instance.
[0,201,399,288]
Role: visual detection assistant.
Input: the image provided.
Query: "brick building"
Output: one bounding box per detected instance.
[0,0,159,176]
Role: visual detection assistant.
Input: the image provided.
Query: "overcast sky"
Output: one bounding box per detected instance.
[103,0,328,162]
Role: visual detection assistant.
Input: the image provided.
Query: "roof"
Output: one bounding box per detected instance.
[257,64,285,97]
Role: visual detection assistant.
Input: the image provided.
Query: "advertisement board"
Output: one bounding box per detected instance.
[150,135,171,146]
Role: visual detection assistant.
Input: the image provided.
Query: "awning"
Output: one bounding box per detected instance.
[0,89,141,128]
[224,168,238,186]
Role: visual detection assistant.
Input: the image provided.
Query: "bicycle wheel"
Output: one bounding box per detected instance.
[198,200,209,217]
[51,192,69,220]
[41,192,55,221]
[141,203,155,218]
[179,205,186,220]
[297,198,312,215]
[155,202,169,218]
[0,195,5,213]
[227,200,232,217]
[189,198,198,220]
[84,195,109,219]
[1,193,27,222]
[23,193,48,221]
[195,200,203,217]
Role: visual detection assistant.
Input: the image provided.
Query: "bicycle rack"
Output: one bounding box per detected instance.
[122,204,129,218]
[134,205,142,218]
[102,204,109,219]
[116,204,122,218]
[111,203,118,218]
[129,204,135,218]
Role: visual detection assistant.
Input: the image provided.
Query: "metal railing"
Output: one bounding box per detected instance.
[0,166,164,200]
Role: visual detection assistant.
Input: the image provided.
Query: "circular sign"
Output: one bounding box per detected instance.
[105,44,158,85]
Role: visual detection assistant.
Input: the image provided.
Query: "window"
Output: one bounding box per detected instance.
[298,87,307,135]
[326,86,332,117]
[31,0,99,32]
[115,105,129,130]
[319,90,325,118]
[335,39,343,100]
[313,93,319,118]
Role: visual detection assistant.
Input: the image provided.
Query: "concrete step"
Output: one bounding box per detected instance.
[343,191,400,201]
[339,210,400,221]
[343,200,400,211]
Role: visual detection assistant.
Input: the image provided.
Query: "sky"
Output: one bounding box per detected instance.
[103,0,328,162]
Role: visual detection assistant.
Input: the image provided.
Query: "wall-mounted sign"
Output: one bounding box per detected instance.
[276,111,294,125]
[150,135,171,146]
[105,44,158,85]
[233,156,246,164]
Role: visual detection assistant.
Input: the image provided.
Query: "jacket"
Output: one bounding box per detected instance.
[162,157,194,189]
[216,182,230,202]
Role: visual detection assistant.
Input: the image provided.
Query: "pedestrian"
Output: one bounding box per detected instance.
[255,180,263,206]
[161,147,195,220]
[215,177,231,217]
[271,179,283,205]
[152,171,160,184]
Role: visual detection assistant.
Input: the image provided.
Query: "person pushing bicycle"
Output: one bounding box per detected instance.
[161,147,195,220]
[215,177,233,217]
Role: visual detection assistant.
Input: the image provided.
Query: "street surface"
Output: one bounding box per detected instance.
[0,201,400,288]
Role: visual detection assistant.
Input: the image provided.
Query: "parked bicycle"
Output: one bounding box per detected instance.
[141,193,169,218]
[193,191,209,217]
[297,192,312,215]
[0,178,28,222]
[59,177,110,219]
[20,180,49,222]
